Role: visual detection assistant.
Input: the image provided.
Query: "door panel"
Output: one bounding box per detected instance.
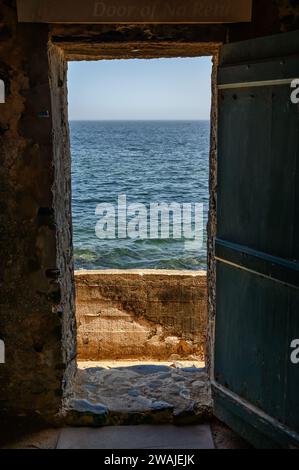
[213,30,299,448]
[215,263,299,427]
[217,85,298,259]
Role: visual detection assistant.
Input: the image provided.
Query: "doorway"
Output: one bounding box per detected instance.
[66,56,215,424]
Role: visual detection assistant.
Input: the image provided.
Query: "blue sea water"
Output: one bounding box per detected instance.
[70,120,210,271]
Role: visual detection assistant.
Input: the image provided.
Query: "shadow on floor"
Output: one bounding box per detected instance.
[1,420,251,449]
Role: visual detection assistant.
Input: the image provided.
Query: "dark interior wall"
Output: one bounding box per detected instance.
[0,1,76,419]
[0,0,298,419]
[229,0,299,41]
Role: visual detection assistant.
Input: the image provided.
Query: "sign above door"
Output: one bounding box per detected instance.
[17,0,252,24]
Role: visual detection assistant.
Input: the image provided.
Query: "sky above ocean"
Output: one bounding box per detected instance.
[68,57,212,121]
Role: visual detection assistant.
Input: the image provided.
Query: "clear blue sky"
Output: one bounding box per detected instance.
[68,57,212,121]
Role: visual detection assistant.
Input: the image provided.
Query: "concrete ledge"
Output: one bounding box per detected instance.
[75,270,207,361]
[76,269,206,276]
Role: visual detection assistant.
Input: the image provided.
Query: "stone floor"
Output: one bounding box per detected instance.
[57,425,215,449]
[64,361,212,426]
[1,422,251,449]
[0,361,251,449]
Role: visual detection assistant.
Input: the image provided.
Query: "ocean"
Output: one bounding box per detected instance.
[70,120,210,271]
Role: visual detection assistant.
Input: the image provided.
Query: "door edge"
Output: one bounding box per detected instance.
[212,382,299,449]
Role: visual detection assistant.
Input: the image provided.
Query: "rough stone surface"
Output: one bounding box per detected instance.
[75,270,207,361]
[206,55,218,375]
[64,362,212,426]
[50,24,222,61]
[0,1,75,419]
[48,42,77,405]
[66,399,109,427]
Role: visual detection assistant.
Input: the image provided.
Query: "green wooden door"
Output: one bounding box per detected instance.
[213,30,299,449]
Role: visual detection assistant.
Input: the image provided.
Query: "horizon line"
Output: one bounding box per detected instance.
[69,119,210,122]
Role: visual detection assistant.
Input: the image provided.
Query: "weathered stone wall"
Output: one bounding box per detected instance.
[48,44,77,407]
[0,1,76,419]
[206,55,218,375]
[75,271,207,361]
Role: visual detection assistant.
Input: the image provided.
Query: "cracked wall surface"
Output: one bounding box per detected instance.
[76,271,207,362]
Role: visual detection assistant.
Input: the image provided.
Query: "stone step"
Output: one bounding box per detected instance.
[56,424,215,450]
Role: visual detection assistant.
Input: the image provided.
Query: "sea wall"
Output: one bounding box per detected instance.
[75,270,207,361]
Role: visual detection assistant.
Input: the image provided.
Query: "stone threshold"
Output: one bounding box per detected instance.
[63,361,212,427]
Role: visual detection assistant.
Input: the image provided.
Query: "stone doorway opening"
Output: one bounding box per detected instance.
[64,55,215,425]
